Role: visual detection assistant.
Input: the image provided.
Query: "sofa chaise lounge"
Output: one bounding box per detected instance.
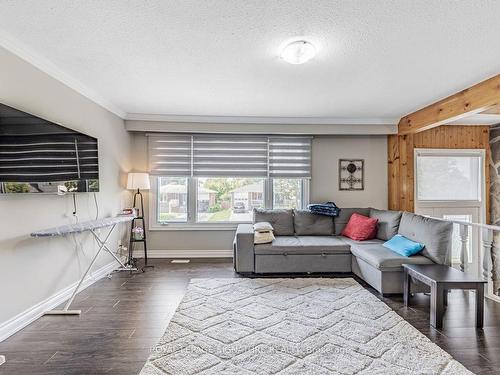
[233,208,453,294]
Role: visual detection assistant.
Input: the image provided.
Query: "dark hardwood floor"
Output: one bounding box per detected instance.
[0,258,499,374]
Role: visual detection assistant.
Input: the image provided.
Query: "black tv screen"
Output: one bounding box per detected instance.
[0,103,99,194]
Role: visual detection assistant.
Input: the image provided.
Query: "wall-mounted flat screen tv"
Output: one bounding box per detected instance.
[0,103,99,194]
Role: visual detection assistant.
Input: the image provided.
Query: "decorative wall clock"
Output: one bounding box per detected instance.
[339,159,364,190]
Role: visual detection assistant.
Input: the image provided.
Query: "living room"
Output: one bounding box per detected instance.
[0,1,500,374]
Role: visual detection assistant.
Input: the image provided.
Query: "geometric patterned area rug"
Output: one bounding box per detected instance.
[140,278,473,375]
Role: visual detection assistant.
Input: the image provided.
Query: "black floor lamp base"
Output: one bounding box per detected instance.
[129,189,154,271]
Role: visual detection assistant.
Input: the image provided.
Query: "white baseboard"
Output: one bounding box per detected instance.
[133,249,233,258]
[0,261,118,342]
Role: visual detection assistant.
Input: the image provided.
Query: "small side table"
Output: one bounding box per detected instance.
[402,264,487,329]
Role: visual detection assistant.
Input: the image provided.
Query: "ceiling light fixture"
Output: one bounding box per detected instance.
[280,40,316,64]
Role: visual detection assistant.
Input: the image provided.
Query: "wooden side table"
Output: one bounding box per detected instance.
[403,264,487,329]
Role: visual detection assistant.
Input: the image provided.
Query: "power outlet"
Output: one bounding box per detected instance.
[0,355,5,366]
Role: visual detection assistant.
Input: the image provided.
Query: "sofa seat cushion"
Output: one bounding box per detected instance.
[254,236,351,255]
[350,244,433,271]
[339,236,384,246]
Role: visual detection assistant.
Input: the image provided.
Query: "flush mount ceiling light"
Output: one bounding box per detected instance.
[280,40,316,64]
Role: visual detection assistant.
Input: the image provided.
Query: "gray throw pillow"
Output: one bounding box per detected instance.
[369,208,403,241]
[398,212,453,265]
[253,209,294,236]
[293,210,334,236]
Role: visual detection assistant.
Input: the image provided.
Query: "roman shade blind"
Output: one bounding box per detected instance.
[268,136,312,178]
[148,135,192,176]
[193,135,268,177]
[148,134,312,178]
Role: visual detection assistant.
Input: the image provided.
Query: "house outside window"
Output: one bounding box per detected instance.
[196,178,265,222]
[157,177,188,222]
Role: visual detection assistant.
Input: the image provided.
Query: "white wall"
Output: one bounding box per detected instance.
[0,47,132,327]
[130,132,387,252]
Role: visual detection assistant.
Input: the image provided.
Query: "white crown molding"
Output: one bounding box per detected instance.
[0,30,126,119]
[0,261,118,342]
[126,120,397,135]
[125,112,399,125]
[133,249,233,258]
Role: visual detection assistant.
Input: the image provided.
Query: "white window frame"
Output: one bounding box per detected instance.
[414,148,486,275]
[149,176,309,231]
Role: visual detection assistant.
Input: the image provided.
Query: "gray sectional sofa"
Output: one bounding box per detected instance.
[233,207,453,294]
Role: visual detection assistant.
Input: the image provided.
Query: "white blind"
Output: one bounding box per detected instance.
[148,134,312,178]
[148,135,192,176]
[268,136,312,178]
[416,152,481,201]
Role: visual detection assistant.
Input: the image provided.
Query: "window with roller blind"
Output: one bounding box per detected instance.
[415,150,482,202]
[148,134,311,227]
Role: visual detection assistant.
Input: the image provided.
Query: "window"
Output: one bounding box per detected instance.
[416,152,481,201]
[152,176,308,227]
[272,178,303,209]
[148,134,311,228]
[157,177,188,223]
[197,178,265,222]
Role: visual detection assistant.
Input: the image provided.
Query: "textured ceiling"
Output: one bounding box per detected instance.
[0,0,500,121]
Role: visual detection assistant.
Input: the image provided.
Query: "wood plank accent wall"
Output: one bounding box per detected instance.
[388,125,491,222]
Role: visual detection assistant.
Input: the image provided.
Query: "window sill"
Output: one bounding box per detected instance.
[149,223,244,231]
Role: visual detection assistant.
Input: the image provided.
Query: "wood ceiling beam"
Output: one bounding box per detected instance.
[481,103,500,115]
[398,74,500,134]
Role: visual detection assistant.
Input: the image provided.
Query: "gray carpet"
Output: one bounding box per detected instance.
[140,278,473,374]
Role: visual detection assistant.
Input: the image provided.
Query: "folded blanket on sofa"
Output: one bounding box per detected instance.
[307,202,341,217]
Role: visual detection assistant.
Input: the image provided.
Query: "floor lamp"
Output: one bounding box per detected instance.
[127,172,151,269]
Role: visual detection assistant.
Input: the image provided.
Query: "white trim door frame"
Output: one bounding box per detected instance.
[414,148,486,276]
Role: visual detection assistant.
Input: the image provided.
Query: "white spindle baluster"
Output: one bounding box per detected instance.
[459,224,469,272]
[482,228,494,296]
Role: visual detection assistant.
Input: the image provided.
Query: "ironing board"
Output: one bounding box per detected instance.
[31,215,137,315]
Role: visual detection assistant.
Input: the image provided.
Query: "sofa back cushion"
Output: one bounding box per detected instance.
[369,208,403,241]
[397,212,453,265]
[333,208,370,235]
[253,209,294,236]
[293,210,334,236]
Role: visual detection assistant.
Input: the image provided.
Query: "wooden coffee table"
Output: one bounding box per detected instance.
[402,264,487,329]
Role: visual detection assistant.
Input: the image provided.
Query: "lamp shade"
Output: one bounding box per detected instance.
[127,172,150,190]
